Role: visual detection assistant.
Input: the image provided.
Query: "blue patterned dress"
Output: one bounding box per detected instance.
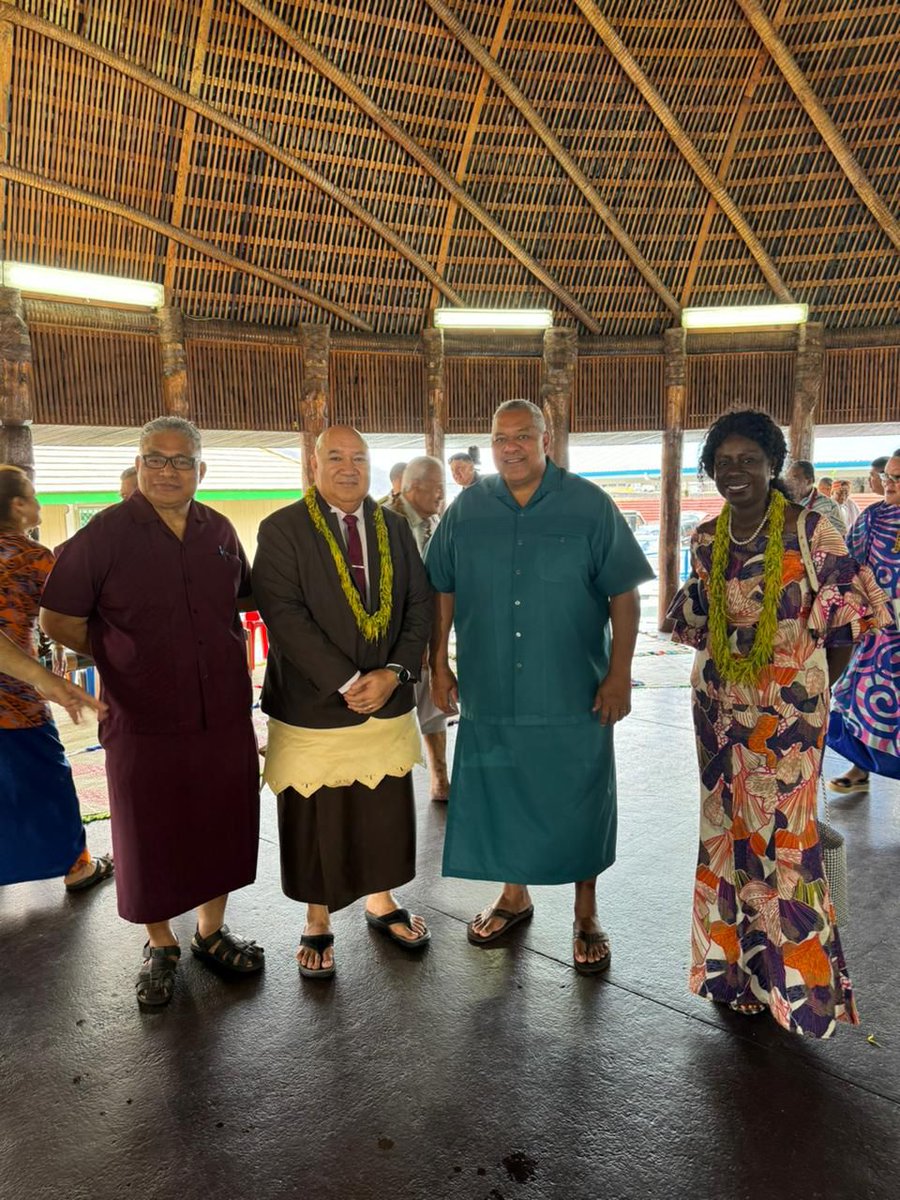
[828,501,900,778]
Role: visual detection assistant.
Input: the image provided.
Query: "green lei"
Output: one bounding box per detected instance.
[708,489,786,685]
[304,486,393,642]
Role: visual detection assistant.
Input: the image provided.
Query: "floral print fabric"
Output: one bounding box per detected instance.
[0,534,54,729]
[829,501,900,774]
[667,510,889,1038]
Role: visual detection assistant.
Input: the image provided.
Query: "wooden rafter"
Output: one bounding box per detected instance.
[681,0,791,306]
[0,17,12,255]
[429,0,517,314]
[735,0,900,256]
[426,0,682,317]
[0,3,464,307]
[572,0,794,303]
[0,163,372,330]
[164,0,215,293]
[237,0,603,333]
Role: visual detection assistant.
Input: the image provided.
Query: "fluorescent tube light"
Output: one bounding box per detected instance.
[681,303,808,330]
[0,261,164,308]
[433,308,554,330]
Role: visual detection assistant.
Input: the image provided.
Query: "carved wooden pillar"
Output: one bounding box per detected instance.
[158,305,190,417]
[541,326,575,469]
[422,327,445,463]
[659,327,686,630]
[0,288,35,478]
[789,321,824,463]
[299,324,330,491]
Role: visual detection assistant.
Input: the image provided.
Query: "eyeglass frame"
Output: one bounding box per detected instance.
[878,471,900,485]
[139,453,198,472]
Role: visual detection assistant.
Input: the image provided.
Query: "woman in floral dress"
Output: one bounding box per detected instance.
[667,411,889,1038]
[828,451,900,792]
[0,466,113,891]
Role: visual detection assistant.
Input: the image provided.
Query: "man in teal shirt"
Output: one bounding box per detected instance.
[425,399,653,974]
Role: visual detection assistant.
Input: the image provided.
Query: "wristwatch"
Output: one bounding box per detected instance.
[385,663,412,685]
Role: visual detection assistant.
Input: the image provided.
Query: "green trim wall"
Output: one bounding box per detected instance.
[40,489,303,505]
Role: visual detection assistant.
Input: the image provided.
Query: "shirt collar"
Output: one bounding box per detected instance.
[328,499,366,524]
[492,458,561,510]
[128,489,207,525]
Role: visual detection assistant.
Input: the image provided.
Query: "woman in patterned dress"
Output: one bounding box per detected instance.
[0,466,113,890]
[667,412,889,1038]
[828,452,900,792]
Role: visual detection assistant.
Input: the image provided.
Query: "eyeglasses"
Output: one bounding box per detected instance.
[879,472,900,484]
[140,453,197,471]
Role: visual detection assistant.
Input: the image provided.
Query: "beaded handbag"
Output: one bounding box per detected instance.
[818,776,850,930]
[798,511,850,930]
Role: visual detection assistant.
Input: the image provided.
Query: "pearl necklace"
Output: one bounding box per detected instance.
[728,498,772,546]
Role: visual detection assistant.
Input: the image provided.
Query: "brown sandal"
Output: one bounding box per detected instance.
[573,925,611,976]
[191,924,265,974]
[136,942,180,1008]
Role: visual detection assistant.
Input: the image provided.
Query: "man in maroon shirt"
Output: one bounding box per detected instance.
[41,416,263,1009]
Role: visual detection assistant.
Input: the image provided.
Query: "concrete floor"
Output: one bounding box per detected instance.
[2,676,899,1200]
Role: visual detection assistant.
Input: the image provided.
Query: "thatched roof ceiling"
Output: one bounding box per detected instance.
[2,1,898,336]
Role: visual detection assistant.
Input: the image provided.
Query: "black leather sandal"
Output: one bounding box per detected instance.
[190,924,265,974]
[573,926,611,976]
[136,942,181,1008]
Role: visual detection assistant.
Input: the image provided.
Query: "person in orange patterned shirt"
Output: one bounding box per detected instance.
[0,465,113,892]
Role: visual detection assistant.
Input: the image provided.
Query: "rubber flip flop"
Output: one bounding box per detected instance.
[65,853,114,892]
[827,774,869,794]
[298,932,336,979]
[365,907,431,950]
[466,904,534,946]
[573,927,611,976]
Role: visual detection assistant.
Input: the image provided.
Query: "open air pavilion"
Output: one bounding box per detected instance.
[1,4,898,1198]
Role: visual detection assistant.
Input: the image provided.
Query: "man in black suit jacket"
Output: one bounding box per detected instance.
[253,426,433,979]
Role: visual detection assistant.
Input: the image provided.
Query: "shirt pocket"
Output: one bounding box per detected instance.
[536,534,590,584]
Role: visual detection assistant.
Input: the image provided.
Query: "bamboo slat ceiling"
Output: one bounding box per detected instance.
[1,0,898,337]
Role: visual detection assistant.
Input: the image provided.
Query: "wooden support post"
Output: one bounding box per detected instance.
[0,287,35,478]
[158,306,190,417]
[299,324,330,491]
[422,327,445,463]
[541,326,576,469]
[789,321,823,463]
[659,327,686,631]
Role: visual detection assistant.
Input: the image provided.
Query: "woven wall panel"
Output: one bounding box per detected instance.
[822,346,900,425]
[29,326,162,427]
[444,357,542,434]
[186,340,303,431]
[686,352,794,429]
[329,351,426,432]
[574,355,665,432]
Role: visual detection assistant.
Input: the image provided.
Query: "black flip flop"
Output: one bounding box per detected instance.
[573,927,611,976]
[827,773,869,794]
[466,904,534,946]
[298,932,336,979]
[365,907,431,950]
[65,853,114,892]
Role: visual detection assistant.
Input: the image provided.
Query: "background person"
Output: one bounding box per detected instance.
[0,465,113,895]
[390,456,451,801]
[377,461,407,506]
[448,448,481,490]
[828,453,900,793]
[785,460,846,535]
[831,480,860,531]
[41,418,263,1009]
[667,409,888,1037]
[119,466,138,500]
[817,475,833,499]
[868,457,888,497]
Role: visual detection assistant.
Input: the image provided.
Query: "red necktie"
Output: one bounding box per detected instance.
[342,514,367,598]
